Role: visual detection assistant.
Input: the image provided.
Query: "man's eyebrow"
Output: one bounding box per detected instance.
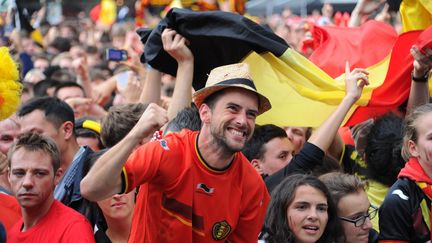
[226,102,240,107]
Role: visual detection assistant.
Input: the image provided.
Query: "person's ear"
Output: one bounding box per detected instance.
[54,168,63,186]
[408,140,420,158]
[199,104,211,124]
[61,121,74,140]
[251,159,264,175]
[7,167,11,182]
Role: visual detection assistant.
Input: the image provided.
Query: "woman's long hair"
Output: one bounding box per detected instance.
[264,174,338,243]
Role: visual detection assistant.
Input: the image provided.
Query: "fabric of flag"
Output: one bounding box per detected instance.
[142,8,426,127]
[160,0,183,18]
[228,0,246,15]
[143,8,287,91]
[99,0,117,26]
[308,21,398,78]
[90,0,117,27]
[400,0,432,32]
[344,30,422,126]
[416,24,432,51]
[306,0,432,126]
[89,3,101,23]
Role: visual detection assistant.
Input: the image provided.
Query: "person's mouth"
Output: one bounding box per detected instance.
[302,224,320,234]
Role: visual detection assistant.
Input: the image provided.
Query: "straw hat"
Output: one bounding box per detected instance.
[192,63,271,115]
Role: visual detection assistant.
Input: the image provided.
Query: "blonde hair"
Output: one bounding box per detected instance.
[401,103,432,160]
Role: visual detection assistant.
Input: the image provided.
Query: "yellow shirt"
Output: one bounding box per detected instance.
[366,179,389,232]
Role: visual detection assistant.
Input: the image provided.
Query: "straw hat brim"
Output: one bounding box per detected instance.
[192,84,271,115]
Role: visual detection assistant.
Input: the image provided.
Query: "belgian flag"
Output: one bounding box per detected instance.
[142,8,430,128]
[400,0,432,32]
[304,0,432,126]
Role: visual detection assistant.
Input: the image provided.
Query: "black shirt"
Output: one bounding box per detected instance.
[265,142,324,193]
[95,229,112,243]
[379,178,431,242]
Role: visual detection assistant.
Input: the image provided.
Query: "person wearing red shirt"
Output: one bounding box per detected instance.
[82,61,272,242]
[7,133,94,243]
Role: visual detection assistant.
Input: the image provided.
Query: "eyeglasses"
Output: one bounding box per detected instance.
[338,205,378,227]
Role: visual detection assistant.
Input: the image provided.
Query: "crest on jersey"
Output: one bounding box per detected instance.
[196,183,214,194]
[212,220,231,240]
[159,139,170,150]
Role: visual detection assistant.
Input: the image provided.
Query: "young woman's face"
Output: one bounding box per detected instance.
[337,189,373,243]
[410,112,432,165]
[287,185,329,243]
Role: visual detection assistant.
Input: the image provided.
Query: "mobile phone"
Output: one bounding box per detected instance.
[106,48,128,61]
[116,71,130,89]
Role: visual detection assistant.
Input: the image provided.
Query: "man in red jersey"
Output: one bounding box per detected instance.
[82,60,272,242]
[7,133,94,243]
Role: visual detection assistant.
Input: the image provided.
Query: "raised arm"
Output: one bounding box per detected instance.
[348,0,386,27]
[308,62,369,152]
[139,66,162,105]
[265,63,369,192]
[407,45,432,114]
[80,103,168,201]
[162,28,195,120]
[73,56,93,100]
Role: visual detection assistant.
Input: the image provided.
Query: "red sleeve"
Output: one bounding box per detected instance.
[0,194,21,231]
[123,137,184,193]
[228,177,270,242]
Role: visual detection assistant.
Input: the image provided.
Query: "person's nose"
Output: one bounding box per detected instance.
[112,194,123,200]
[22,173,34,190]
[235,112,247,126]
[361,216,372,230]
[307,208,319,221]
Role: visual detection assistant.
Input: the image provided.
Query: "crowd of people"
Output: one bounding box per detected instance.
[0,0,432,242]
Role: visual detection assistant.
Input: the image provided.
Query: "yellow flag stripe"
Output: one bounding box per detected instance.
[243,49,390,127]
[400,0,432,32]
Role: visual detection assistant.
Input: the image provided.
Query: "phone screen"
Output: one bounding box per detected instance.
[106,49,128,61]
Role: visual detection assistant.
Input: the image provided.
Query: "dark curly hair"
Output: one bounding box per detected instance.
[365,112,405,186]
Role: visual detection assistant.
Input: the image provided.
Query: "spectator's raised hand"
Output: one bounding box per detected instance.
[132,103,168,140]
[162,28,193,63]
[92,77,117,106]
[124,30,143,54]
[407,45,432,113]
[345,62,369,101]
[411,45,432,77]
[118,71,144,104]
[161,28,195,119]
[64,97,92,117]
[72,56,90,81]
[356,0,386,15]
[349,0,386,27]
[374,3,390,23]
[65,96,107,118]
